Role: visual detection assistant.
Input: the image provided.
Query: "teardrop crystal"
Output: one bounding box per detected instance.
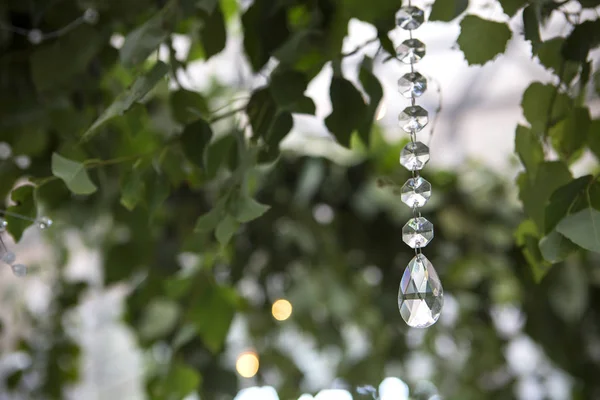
[398,254,443,328]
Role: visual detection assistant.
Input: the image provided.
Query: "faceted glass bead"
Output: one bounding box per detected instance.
[2,251,16,265]
[398,254,443,328]
[400,141,430,171]
[12,264,27,277]
[401,177,432,208]
[0,218,7,232]
[398,106,429,133]
[398,72,427,98]
[396,6,425,30]
[396,39,426,64]
[402,217,434,248]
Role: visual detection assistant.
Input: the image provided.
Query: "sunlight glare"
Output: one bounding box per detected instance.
[236,351,260,378]
[272,299,293,321]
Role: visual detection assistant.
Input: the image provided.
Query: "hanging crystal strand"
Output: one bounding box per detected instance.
[395,1,443,329]
[0,210,53,277]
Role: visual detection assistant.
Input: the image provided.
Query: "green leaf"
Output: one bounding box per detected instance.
[120,163,146,211]
[515,219,551,282]
[138,298,180,341]
[161,364,201,399]
[499,0,527,16]
[194,199,227,233]
[536,38,580,83]
[539,230,577,263]
[82,61,170,141]
[247,88,278,139]
[325,77,368,147]
[181,119,214,167]
[51,153,97,195]
[120,1,177,68]
[187,282,237,352]
[170,90,210,124]
[523,5,541,52]
[517,161,572,231]
[200,4,227,59]
[549,107,591,161]
[358,57,383,146]
[204,134,237,178]
[258,111,293,163]
[5,185,36,242]
[562,20,600,62]
[215,214,239,245]
[544,175,593,234]
[144,170,170,218]
[457,16,511,65]
[588,120,600,159]
[557,208,600,253]
[515,125,544,177]
[242,0,290,71]
[232,193,270,223]
[30,25,105,92]
[429,0,468,22]
[270,69,308,109]
[521,82,572,133]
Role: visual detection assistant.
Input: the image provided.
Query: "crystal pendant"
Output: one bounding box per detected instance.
[2,251,16,265]
[401,177,432,208]
[0,218,7,232]
[400,141,430,171]
[395,6,425,30]
[398,254,443,328]
[398,106,429,133]
[402,217,434,248]
[396,39,426,64]
[37,217,53,230]
[398,72,427,98]
[11,264,27,277]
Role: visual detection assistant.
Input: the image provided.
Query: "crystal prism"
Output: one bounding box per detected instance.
[398,106,429,133]
[396,39,426,64]
[398,72,427,98]
[402,217,434,248]
[401,177,432,208]
[395,6,425,30]
[400,141,430,171]
[398,254,443,328]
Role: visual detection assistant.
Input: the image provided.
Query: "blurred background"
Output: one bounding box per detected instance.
[1,0,600,399]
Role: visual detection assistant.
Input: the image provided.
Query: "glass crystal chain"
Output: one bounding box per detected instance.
[395,2,444,329]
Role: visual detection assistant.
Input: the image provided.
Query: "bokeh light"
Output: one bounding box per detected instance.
[272,299,293,321]
[236,351,260,378]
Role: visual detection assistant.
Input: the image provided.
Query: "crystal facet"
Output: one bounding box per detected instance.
[395,6,425,30]
[398,106,429,133]
[398,72,427,98]
[401,177,432,208]
[402,217,434,248]
[38,217,53,230]
[2,251,16,265]
[0,218,7,232]
[396,39,426,64]
[11,264,27,277]
[398,254,443,328]
[400,141,430,171]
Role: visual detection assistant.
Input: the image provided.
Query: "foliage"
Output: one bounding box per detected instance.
[0,0,600,399]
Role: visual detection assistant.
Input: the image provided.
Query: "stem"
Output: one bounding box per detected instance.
[543,61,566,139]
[209,105,246,123]
[340,37,379,58]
